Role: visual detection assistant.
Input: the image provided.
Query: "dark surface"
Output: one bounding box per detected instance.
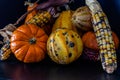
[0,58,120,80]
[0,0,120,80]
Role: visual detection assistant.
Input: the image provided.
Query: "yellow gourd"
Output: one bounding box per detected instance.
[52,10,78,32]
[47,29,83,64]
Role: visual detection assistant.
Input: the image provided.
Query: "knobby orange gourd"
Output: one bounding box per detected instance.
[10,24,48,63]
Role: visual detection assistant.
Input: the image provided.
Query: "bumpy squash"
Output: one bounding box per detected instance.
[47,29,83,64]
[52,10,78,32]
[10,24,48,63]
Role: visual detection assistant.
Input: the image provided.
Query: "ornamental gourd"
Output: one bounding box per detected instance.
[52,10,78,33]
[71,6,92,31]
[10,24,48,63]
[47,29,83,64]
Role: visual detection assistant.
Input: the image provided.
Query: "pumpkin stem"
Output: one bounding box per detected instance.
[29,37,36,44]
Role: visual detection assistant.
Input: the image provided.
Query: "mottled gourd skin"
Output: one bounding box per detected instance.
[47,29,83,64]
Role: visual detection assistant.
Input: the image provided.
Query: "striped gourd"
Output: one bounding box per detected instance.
[26,11,51,27]
[86,0,117,74]
[71,6,92,31]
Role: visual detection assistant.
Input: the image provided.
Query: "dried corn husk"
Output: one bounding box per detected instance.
[0,24,16,60]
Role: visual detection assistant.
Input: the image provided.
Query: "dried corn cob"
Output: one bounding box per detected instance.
[26,11,51,27]
[0,48,11,60]
[0,41,11,60]
[86,0,117,74]
[0,24,16,60]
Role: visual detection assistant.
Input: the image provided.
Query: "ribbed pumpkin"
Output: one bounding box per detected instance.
[10,24,48,63]
[47,29,83,64]
[52,10,78,33]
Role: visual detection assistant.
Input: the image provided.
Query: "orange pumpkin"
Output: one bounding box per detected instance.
[10,24,48,63]
[82,31,119,50]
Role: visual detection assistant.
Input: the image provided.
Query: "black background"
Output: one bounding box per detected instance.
[0,0,120,80]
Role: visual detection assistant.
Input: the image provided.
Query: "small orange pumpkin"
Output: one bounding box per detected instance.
[10,24,48,63]
[82,31,119,50]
